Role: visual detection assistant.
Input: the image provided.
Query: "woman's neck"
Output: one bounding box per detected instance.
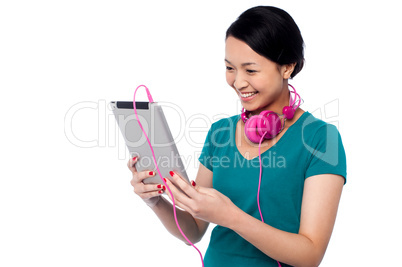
[249,84,291,117]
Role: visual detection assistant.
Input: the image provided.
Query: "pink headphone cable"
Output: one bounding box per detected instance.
[133,85,204,266]
[258,134,282,267]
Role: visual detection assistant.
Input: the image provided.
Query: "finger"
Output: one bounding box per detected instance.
[163,178,176,201]
[163,181,191,212]
[134,182,165,198]
[164,177,194,208]
[131,170,158,188]
[138,188,164,200]
[135,183,166,194]
[194,184,215,196]
[169,171,198,199]
[127,156,139,172]
[137,170,158,183]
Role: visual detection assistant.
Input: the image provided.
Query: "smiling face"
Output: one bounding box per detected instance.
[225,36,295,116]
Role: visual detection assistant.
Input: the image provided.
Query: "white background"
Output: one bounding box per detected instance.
[1,0,401,266]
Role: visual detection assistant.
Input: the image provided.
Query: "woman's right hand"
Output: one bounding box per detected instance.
[127,156,165,208]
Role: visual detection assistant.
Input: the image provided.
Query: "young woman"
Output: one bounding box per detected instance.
[128,6,346,267]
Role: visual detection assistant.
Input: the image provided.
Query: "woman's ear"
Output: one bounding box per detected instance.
[281,63,296,79]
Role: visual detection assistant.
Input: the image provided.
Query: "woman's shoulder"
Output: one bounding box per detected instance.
[300,111,340,137]
[299,112,344,156]
[300,112,347,181]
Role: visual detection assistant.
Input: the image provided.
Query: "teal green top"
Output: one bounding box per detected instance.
[198,112,347,267]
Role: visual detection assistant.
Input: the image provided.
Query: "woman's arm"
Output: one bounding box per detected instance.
[166,172,344,267]
[229,174,344,266]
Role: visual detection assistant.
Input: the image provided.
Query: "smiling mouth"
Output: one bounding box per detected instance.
[239,91,258,98]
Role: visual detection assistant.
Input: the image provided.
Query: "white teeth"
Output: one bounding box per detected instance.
[240,92,257,98]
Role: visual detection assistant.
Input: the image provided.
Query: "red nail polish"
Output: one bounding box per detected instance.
[163,178,167,183]
[169,171,174,177]
[132,156,137,161]
[158,190,163,194]
[157,184,162,189]
[149,171,154,175]
[191,180,196,187]
[163,185,166,191]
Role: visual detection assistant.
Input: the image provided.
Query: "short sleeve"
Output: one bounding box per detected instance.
[305,124,347,183]
[198,125,214,171]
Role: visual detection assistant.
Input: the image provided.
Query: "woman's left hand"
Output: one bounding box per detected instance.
[164,171,238,228]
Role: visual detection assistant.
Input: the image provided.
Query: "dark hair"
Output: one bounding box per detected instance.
[226,6,304,78]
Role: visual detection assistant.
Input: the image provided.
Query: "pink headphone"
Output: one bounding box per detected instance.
[241,84,302,143]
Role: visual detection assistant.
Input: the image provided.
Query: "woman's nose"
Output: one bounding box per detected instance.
[234,73,248,91]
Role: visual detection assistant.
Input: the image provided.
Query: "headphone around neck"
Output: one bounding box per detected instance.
[241,84,302,143]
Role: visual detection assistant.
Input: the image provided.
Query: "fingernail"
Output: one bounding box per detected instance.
[157,184,162,189]
[132,156,137,161]
[191,180,196,187]
[163,185,166,191]
[163,178,167,183]
[169,171,174,177]
[158,190,163,194]
[149,171,154,176]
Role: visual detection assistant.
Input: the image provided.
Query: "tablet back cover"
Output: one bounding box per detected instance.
[111,101,189,183]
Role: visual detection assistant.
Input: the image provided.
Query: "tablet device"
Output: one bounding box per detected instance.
[110,101,189,184]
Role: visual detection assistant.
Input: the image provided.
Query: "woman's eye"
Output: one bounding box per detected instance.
[226,66,234,71]
[246,69,257,74]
